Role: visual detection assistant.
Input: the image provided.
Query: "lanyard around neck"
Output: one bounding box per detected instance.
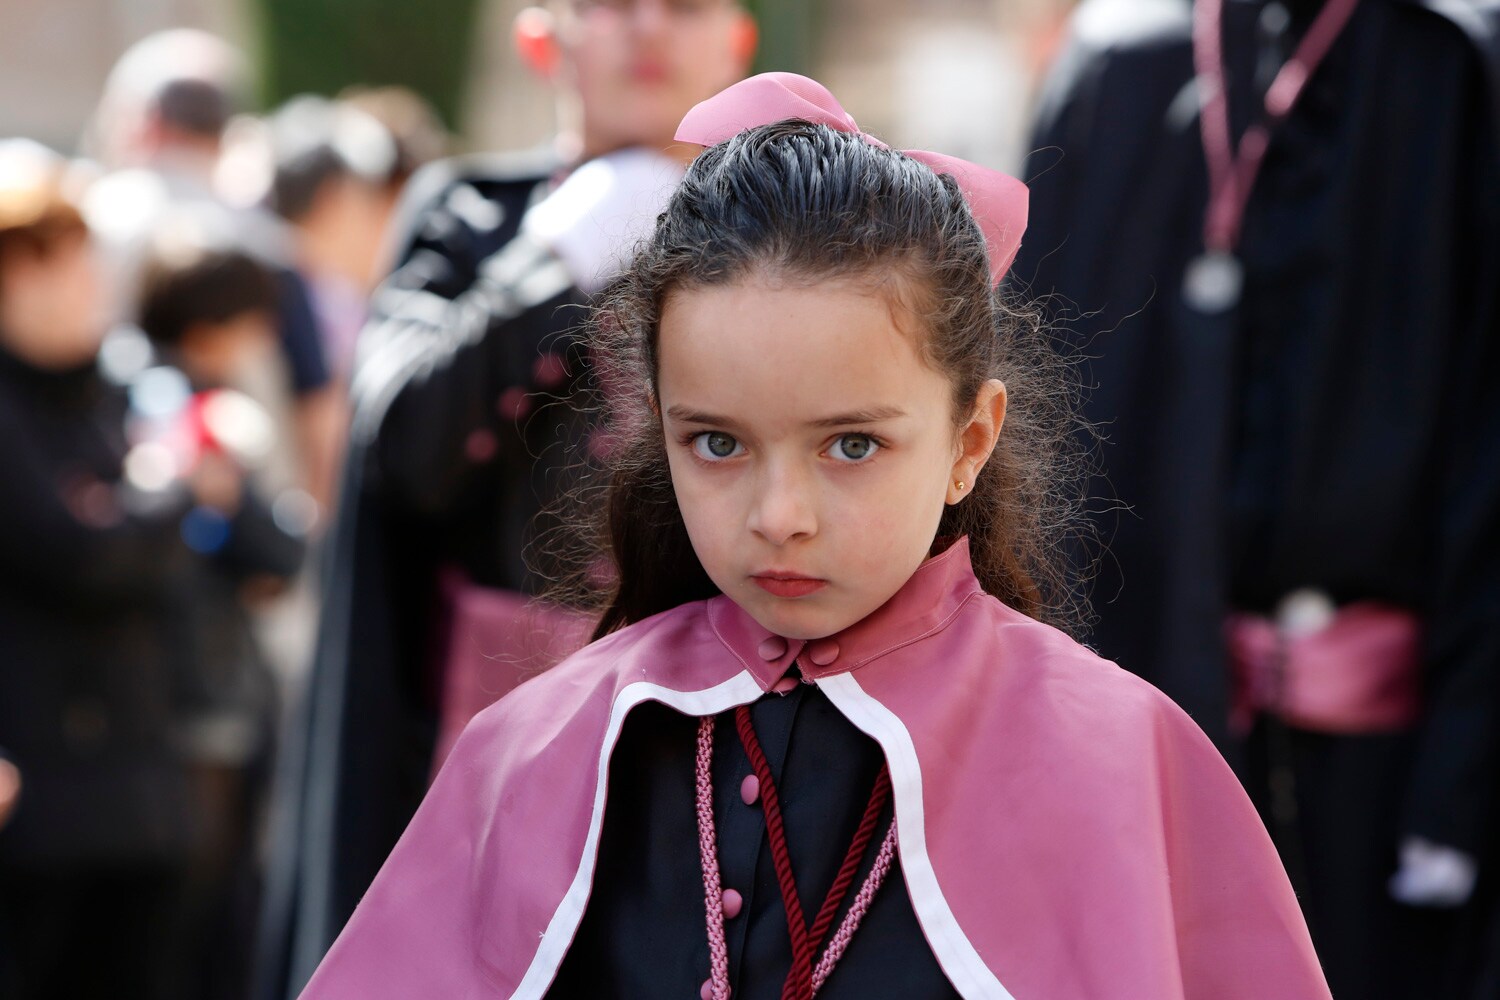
[1191,0,1363,253]
[695,708,897,1000]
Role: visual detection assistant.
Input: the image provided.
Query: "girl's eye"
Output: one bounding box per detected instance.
[692,432,743,461]
[828,434,880,463]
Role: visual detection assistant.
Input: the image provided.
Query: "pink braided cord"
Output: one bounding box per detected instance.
[697,710,900,997]
[810,820,899,995]
[697,716,732,1000]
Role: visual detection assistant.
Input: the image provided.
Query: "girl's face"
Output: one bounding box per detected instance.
[658,274,1005,641]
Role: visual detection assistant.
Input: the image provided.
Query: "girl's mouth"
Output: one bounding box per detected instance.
[630,61,669,84]
[751,574,827,598]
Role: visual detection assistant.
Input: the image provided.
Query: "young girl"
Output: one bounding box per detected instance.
[297,74,1330,1000]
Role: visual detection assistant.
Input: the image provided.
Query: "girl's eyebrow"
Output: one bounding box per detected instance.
[664,405,908,429]
[808,406,907,428]
[664,405,745,429]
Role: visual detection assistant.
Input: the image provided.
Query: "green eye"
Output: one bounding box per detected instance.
[693,432,742,460]
[830,434,878,462]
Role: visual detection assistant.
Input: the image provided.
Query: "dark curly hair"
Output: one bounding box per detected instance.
[545,120,1092,641]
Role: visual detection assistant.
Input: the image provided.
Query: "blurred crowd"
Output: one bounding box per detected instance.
[0,1,1496,999]
[0,26,448,998]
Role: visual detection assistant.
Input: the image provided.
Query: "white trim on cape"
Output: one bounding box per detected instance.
[819,671,1017,1000]
[510,671,767,998]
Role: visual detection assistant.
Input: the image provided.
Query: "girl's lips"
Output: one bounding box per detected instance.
[630,62,669,84]
[752,575,827,598]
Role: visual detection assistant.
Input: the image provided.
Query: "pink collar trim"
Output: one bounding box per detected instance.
[707,538,985,691]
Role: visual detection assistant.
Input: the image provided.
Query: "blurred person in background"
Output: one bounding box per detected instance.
[0,139,296,1000]
[257,2,757,995]
[135,218,311,998]
[1013,0,1500,996]
[265,90,448,384]
[84,28,344,516]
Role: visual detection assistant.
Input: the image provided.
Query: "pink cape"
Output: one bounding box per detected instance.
[301,541,1330,999]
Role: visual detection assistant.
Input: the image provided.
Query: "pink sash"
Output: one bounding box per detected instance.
[1226,602,1422,735]
[431,571,595,774]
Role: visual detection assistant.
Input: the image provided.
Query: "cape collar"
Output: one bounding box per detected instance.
[706,537,986,692]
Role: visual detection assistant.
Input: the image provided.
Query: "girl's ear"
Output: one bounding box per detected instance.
[513,7,561,80]
[947,379,1006,505]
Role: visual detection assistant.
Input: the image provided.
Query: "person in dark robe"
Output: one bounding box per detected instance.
[1011,0,1500,996]
[254,3,758,996]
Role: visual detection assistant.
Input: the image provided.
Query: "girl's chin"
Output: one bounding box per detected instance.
[740,594,860,643]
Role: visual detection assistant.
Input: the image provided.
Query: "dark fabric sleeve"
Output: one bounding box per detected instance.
[1400,118,1500,855]
[216,488,307,581]
[347,170,584,518]
[277,268,333,396]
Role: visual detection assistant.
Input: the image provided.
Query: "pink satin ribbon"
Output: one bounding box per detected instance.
[430,569,595,775]
[1225,603,1422,735]
[675,72,1029,287]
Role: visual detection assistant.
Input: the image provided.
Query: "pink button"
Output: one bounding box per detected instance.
[700,978,714,1000]
[740,774,760,806]
[721,888,743,918]
[771,675,799,694]
[806,639,840,666]
[757,636,787,661]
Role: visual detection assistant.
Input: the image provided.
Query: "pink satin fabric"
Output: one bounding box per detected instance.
[1225,603,1422,735]
[432,570,595,772]
[303,541,1330,1000]
[675,72,1029,287]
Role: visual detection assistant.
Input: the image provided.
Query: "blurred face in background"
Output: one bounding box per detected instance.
[178,309,277,388]
[527,0,756,159]
[299,173,397,291]
[0,224,107,372]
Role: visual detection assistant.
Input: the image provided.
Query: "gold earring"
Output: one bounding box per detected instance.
[955,480,966,492]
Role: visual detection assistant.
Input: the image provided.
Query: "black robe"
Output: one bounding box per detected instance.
[256,149,597,999]
[1012,0,1500,996]
[547,683,960,998]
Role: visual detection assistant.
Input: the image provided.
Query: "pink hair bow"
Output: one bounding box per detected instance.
[675,72,1028,287]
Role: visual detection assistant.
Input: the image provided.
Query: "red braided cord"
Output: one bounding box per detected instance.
[712,705,900,997]
[734,705,815,1000]
[806,766,891,958]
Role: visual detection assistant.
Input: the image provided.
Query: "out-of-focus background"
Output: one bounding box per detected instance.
[0,0,1066,167]
[5,1,1497,998]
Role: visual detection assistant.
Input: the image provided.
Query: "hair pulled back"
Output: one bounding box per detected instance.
[548,120,1090,639]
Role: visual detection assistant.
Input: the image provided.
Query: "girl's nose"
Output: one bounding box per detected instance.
[747,467,817,546]
[628,0,670,35]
